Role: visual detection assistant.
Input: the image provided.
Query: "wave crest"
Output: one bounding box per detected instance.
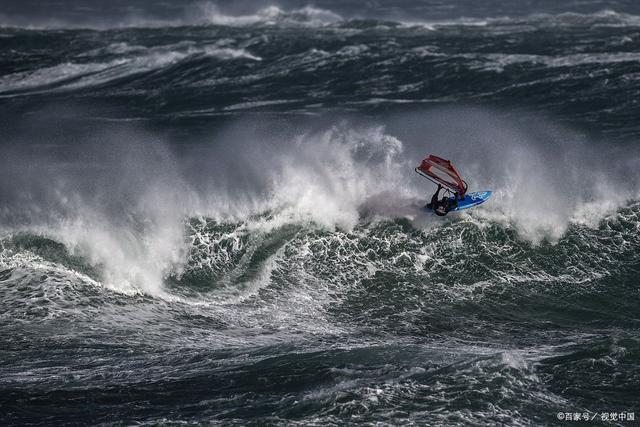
[197,5,343,27]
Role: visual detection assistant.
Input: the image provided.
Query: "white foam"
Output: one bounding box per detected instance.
[189,112,638,245]
[400,9,640,31]
[246,125,410,232]
[0,61,124,93]
[401,17,489,30]
[2,109,638,297]
[0,44,260,95]
[476,52,640,73]
[3,6,640,31]
[198,5,343,27]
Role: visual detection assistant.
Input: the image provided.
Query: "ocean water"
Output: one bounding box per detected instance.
[1,1,640,425]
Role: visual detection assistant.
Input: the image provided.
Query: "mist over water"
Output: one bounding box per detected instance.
[1,1,640,425]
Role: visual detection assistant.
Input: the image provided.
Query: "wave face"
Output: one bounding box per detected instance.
[1,2,640,425]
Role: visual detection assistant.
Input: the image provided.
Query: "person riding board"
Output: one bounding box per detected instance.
[426,184,459,216]
[416,154,491,214]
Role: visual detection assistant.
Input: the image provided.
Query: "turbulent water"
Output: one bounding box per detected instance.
[1,1,640,425]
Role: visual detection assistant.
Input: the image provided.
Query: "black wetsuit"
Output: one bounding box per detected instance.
[426,184,443,210]
[434,198,448,216]
[450,193,460,210]
[428,185,460,216]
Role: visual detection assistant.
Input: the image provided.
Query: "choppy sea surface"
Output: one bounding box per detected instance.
[1,1,639,425]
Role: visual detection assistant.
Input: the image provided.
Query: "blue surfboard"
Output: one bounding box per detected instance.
[423,191,492,214]
[449,191,492,211]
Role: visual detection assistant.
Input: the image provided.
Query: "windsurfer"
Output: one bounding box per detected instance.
[426,184,459,216]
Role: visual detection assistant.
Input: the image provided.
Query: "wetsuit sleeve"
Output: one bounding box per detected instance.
[431,186,441,207]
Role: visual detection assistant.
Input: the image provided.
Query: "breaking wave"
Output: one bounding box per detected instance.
[197,5,343,27]
[0,108,637,296]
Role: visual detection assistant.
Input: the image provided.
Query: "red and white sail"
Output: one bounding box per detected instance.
[415,155,467,196]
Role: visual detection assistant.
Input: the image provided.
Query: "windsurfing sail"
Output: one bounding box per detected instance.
[415,155,468,197]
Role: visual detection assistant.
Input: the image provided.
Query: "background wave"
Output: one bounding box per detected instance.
[2,8,640,138]
[3,1,640,29]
